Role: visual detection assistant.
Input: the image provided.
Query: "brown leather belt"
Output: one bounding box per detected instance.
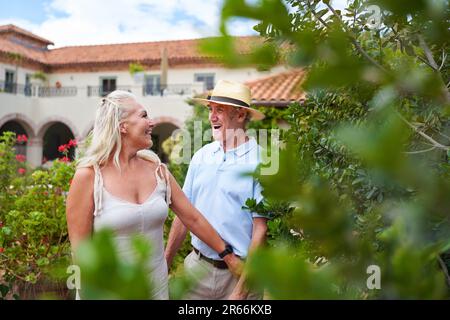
[193,248,228,269]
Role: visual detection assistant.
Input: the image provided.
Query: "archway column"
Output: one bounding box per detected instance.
[26,137,43,168]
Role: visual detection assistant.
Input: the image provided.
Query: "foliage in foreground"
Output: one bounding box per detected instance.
[198,0,450,299]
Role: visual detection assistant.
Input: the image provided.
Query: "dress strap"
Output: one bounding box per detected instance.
[93,164,104,217]
[137,149,172,206]
[158,163,172,206]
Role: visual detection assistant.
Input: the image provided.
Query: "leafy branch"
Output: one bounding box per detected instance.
[324,1,389,74]
[396,111,450,151]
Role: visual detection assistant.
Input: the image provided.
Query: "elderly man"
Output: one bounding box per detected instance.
[165,80,268,300]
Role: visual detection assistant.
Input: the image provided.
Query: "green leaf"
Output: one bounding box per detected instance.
[0,284,10,297]
[36,257,50,266]
[1,227,11,236]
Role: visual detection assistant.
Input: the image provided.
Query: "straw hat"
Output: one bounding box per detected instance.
[194,80,265,120]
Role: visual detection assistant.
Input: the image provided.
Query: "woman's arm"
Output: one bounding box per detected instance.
[165,216,188,268]
[165,158,195,268]
[66,167,95,253]
[228,217,268,299]
[166,170,243,277]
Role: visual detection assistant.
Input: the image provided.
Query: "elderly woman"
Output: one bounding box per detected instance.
[66,90,241,299]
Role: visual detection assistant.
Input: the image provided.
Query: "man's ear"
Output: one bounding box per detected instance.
[237,109,248,123]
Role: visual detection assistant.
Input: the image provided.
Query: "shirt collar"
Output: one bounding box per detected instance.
[212,137,257,158]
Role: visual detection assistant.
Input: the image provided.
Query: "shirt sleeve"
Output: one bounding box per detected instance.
[182,152,199,203]
[252,179,268,219]
[252,146,270,219]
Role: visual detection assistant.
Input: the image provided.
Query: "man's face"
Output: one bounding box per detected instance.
[208,102,245,143]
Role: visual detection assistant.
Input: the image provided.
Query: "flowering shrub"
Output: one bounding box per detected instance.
[15,155,26,163]
[16,135,28,144]
[0,131,75,299]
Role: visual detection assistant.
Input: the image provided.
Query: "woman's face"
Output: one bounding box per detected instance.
[120,100,154,149]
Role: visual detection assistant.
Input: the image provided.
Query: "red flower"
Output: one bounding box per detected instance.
[60,156,70,163]
[15,154,26,162]
[0,247,4,253]
[18,168,26,175]
[58,144,68,153]
[68,139,78,147]
[17,134,28,143]
[0,221,3,228]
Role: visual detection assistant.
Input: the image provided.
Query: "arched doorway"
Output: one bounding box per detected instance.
[42,123,75,161]
[0,121,28,155]
[151,122,179,163]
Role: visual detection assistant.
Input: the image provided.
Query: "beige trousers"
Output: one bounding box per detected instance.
[183,250,262,300]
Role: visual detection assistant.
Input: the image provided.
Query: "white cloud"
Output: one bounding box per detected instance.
[2,0,259,48]
[0,18,40,35]
[331,0,349,10]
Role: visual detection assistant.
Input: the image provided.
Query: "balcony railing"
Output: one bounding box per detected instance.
[0,83,206,98]
[0,81,77,97]
[87,86,133,97]
[143,84,204,96]
[0,81,33,96]
[38,86,77,97]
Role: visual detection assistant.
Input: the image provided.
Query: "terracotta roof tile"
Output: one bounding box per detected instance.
[246,69,306,106]
[0,38,47,64]
[0,25,263,70]
[0,24,54,45]
[46,36,260,66]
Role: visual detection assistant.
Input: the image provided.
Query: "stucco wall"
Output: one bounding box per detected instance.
[0,61,287,166]
[0,62,39,84]
[1,62,287,134]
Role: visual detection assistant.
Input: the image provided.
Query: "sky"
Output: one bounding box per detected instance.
[0,0,348,48]
[0,0,261,48]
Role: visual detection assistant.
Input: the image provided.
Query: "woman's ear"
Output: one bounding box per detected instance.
[119,122,128,134]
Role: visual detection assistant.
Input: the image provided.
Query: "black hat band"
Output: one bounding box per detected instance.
[207,95,250,108]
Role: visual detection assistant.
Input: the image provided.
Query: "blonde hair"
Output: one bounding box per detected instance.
[77,90,137,170]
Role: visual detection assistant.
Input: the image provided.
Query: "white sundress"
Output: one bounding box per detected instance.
[76,150,172,300]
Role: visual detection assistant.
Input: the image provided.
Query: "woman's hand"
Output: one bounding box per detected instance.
[223,253,244,278]
[228,288,248,300]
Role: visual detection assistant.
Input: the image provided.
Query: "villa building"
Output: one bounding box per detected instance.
[0,24,305,166]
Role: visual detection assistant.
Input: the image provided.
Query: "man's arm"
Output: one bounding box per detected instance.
[228,217,268,300]
[165,216,188,268]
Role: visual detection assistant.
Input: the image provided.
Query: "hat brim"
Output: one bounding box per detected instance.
[193,97,265,121]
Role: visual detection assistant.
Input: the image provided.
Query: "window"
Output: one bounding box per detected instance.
[5,70,15,93]
[144,75,161,96]
[101,78,116,96]
[25,74,32,96]
[194,73,215,91]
